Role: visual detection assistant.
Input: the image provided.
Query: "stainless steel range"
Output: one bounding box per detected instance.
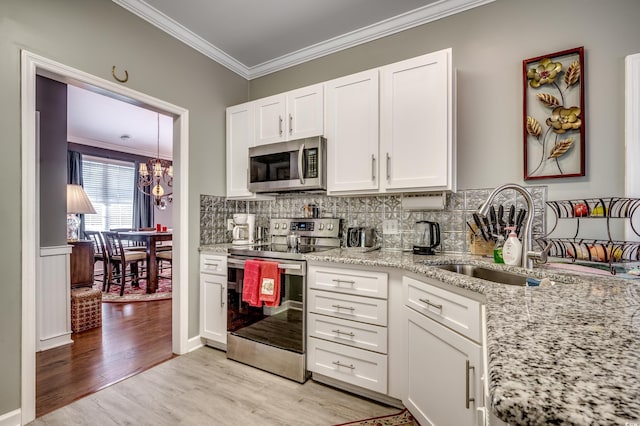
[226,217,341,383]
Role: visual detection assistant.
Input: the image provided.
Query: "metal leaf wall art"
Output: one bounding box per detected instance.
[523,47,585,180]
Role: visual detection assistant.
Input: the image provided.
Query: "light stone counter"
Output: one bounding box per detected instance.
[199,244,640,424]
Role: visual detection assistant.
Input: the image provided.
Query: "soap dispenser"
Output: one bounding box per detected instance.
[503,227,522,266]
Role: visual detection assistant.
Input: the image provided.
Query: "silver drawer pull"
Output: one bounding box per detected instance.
[278,263,302,270]
[331,304,355,311]
[332,278,355,286]
[331,329,355,337]
[419,298,443,312]
[332,361,355,370]
[204,262,219,267]
[466,360,475,409]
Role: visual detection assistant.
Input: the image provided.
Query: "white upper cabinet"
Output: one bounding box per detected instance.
[255,83,324,145]
[226,102,254,198]
[325,69,380,194]
[380,48,455,193]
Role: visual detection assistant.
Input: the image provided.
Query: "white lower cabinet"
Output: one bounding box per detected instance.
[200,254,227,349]
[307,263,389,395]
[403,275,485,426]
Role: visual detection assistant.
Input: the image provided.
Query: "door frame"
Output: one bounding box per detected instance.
[626,52,640,240]
[21,50,190,423]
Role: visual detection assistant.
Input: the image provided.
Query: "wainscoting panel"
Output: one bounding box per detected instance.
[37,246,73,351]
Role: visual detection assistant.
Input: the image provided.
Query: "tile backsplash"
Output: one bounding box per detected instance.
[200,186,547,254]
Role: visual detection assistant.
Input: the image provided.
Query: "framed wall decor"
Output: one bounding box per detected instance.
[523,46,585,180]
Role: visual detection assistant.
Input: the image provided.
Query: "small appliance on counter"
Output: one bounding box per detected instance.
[347,227,377,248]
[413,220,440,255]
[232,213,255,245]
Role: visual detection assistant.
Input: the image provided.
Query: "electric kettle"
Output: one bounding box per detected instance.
[413,220,440,255]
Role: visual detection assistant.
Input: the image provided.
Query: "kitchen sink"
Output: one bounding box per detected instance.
[435,264,528,286]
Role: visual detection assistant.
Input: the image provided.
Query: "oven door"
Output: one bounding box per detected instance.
[248,137,326,192]
[226,256,306,354]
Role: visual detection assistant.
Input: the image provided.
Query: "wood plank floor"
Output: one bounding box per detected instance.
[36,299,173,418]
[30,346,399,426]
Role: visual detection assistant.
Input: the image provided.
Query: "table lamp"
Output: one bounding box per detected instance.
[67,184,96,241]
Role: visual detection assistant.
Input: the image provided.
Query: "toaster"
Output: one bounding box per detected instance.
[346,227,377,248]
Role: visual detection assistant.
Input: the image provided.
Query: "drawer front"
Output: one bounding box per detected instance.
[308,289,387,326]
[308,338,387,394]
[310,266,388,299]
[200,253,227,275]
[403,276,481,342]
[308,312,388,354]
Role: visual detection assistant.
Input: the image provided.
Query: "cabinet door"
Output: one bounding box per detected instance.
[226,103,254,198]
[200,273,227,346]
[380,48,455,192]
[287,83,324,139]
[255,93,286,145]
[404,306,481,426]
[326,69,380,194]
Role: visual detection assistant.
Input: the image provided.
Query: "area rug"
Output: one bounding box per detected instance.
[93,267,172,302]
[335,409,418,426]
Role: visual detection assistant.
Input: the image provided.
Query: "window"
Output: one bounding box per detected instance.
[82,156,135,231]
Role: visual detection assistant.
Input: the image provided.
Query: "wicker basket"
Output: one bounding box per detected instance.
[71,288,102,333]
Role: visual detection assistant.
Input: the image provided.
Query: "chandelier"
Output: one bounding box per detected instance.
[138,113,173,209]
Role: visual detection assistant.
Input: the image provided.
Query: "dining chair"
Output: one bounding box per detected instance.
[84,230,108,291]
[157,250,172,280]
[101,231,147,296]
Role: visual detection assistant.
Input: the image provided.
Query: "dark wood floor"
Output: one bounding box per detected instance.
[36,299,173,418]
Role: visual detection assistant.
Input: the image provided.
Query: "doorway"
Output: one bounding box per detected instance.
[21,51,190,424]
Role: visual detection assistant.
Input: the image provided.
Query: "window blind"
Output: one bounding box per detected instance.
[82,155,135,231]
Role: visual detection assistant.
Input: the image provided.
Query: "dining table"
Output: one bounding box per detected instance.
[118,230,172,293]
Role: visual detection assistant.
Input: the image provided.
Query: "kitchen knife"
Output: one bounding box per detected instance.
[489,206,498,235]
[515,209,527,237]
[497,204,506,232]
[482,216,494,241]
[472,213,488,241]
[508,205,516,227]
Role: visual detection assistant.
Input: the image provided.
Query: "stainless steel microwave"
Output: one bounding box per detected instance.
[248,137,326,193]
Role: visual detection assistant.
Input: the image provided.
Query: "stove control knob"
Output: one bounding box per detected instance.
[274,223,279,230]
[327,223,334,231]
[282,223,288,230]
[319,223,325,231]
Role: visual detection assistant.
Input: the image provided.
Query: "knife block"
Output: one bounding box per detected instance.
[468,226,494,256]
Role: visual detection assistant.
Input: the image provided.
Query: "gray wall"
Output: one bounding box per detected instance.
[249,0,640,206]
[0,0,247,413]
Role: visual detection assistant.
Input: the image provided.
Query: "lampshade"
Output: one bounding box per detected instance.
[67,184,96,214]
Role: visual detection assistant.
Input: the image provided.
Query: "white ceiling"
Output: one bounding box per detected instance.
[69,0,493,158]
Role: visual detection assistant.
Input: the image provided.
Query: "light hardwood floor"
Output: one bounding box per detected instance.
[30,346,400,425]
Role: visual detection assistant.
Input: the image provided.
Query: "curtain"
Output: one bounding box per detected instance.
[67,150,86,238]
[133,161,153,229]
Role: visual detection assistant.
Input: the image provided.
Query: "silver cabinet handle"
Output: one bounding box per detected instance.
[278,263,302,270]
[289,113,293,135]
[386,152,391,180]
[466,360,475,409]
[298,143,305,184]
[419,298,443,312]
[204,262,219,267]
[331,329,355,338]
[278,115,283,136]
[220,285,225,308]
[331,304,355,311]
[371,154,376,180]
[332,361,355,370]
[332,278,355,286]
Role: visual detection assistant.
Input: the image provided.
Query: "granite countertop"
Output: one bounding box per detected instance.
[199,244,640,424]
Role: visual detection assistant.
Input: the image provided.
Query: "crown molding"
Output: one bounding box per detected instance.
[68,135,173,160]
[113,0,494,80]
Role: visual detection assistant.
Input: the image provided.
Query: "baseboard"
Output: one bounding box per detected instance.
[187,335,204,352]
[37,332,73,352]
[0,409,20,426]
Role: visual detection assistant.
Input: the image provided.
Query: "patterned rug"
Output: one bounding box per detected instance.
[93,267,172,302]
[335,409,418,426]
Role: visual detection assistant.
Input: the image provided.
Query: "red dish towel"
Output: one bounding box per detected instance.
[259,261,281,307]
[242,259,262,307]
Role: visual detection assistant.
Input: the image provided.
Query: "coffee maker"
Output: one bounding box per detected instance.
[413,220,440,255]
[232,213,255,245]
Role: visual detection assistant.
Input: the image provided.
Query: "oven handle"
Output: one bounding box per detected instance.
[227,257,303,271]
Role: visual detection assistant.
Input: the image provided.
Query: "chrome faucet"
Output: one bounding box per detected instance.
[477,183,548,269]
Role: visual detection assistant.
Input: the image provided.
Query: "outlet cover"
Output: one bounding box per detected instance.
[383,219,399,235]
